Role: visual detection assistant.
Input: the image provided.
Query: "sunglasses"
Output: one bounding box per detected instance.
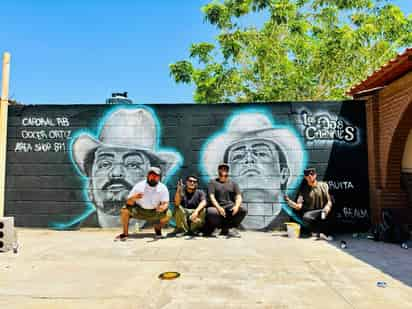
[304,171,315,176]
[187,179,198,184]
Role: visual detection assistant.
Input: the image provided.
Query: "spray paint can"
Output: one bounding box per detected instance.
[376,281,387,288]
[135,222,141,233]
[12,229,18,254]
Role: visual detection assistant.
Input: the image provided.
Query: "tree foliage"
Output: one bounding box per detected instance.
[170,0,412,103]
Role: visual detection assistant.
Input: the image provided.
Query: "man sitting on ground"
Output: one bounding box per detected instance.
[284,167,333,241]
[204,163,247,238]
[173,175,207,236]
[116,167,171,240]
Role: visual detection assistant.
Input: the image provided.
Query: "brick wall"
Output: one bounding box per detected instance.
[361,71,412,222]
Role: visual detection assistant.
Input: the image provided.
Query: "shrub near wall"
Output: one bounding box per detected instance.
[5,102,369,231]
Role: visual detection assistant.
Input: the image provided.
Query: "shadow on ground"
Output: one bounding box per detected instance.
[329,234,412,287]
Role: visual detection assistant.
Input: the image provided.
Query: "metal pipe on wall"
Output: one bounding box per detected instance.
[0,52,11,217]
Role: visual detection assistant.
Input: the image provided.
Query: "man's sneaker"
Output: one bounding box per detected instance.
[220,228,229,235]
[226,229,242,238]
[183,231,196,239]
[320,233,334,241]
[311,233,320,240]
[167,228,185,237]
[202,230,218,238]
[114,233,128,241]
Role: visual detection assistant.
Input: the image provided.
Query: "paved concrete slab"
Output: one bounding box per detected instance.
[0,229,411,308]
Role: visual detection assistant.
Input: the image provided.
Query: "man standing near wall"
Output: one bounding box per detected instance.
[116,167,171,240]
[173,175,207,236]
[285,168,333,240]
[204,163,247,238]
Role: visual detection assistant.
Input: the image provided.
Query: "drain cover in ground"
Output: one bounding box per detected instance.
[158,272,180,280]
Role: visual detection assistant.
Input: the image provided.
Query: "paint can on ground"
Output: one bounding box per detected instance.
[285,222,300,238]
[377,281,387,288]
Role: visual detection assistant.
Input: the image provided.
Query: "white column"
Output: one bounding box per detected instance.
[0,52,11,217]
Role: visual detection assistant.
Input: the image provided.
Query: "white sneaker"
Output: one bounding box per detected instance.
[320,233,333,241]
[311,233,320,240]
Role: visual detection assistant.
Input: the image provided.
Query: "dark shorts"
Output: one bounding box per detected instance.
[123,204,172,223]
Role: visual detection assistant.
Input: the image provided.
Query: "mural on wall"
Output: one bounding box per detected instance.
[300,109,358,144]
[70,108,182,227]
[201,111,305,230]
[5,102,370,232]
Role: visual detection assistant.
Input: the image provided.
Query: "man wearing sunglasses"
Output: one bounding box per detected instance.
[116,167,171,240]
[204,163,247,238]
[173,175,207,236]
[284,167,333,241]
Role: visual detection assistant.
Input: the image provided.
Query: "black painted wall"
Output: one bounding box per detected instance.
[5,102,370,231]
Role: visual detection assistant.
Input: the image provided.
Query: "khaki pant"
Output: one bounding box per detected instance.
[123,204,172,224]
[174,206,205,233]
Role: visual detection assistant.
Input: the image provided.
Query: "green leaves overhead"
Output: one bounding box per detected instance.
[189,43,215,64]
[170,61,194,83]
[170,0,412,103]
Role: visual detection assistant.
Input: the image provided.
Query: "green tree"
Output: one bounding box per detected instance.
[170,0,412,103]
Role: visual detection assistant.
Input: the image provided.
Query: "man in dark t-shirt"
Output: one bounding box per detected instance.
[173,175,207,235]
[204,163,247,237]
[285,167,333,240]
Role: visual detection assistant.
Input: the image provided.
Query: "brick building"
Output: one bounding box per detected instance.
[349,48,412,224]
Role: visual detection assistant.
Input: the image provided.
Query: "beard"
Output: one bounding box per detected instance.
[147,179,159,187]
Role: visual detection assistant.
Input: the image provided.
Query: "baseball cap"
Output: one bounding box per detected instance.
[147,166,162,176]
[218,163,230,170]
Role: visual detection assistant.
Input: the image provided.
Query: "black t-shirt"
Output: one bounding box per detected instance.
[207,178,241,208]
[181,189,206,210]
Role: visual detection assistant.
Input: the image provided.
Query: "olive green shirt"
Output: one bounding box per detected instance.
[297,181,331,212]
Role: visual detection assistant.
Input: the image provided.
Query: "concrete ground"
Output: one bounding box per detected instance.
[0,229,411,309]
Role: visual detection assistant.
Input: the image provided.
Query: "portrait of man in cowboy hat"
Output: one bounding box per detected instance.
[71,107,182,227]
[202,111,304,230]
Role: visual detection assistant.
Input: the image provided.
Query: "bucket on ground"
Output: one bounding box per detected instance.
[285,222,300,238]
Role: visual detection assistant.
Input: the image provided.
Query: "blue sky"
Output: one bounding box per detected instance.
[0,1,411,105]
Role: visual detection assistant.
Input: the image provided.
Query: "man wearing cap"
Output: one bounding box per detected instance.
[285,168,333,240]
[201,111,304,230]
[204,163,247,238]
[173,175,207,236]
[117,167,172,240]
[71,108,181,228]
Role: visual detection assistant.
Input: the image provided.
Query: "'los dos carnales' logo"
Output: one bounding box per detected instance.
[301,111,358,143]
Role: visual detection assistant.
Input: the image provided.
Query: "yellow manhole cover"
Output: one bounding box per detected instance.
[158,272,181,280]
